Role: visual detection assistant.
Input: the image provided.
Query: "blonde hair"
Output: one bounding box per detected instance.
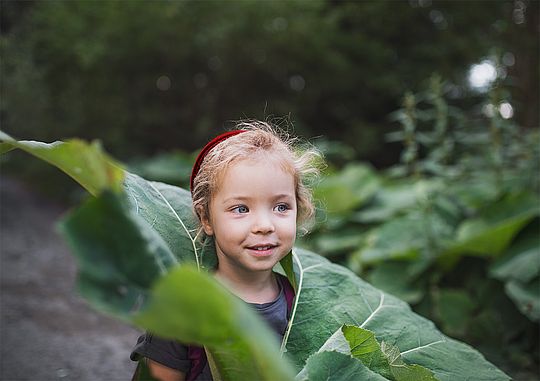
[192,120,321,235]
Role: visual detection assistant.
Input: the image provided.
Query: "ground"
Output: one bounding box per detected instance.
[1,177,140,381]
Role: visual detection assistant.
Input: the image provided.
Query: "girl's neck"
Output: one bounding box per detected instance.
[215,268,279,304]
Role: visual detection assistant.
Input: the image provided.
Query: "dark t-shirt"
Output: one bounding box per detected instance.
[131,276,289,381]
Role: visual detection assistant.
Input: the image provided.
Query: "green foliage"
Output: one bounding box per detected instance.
[0,133,510,380]
[490,222,540,321]
[3,1,536,202]
[3,0,533,157]
[315,163,380,216]
[305,78,540,377]
[442,192,538,260]
[127,150,196,188]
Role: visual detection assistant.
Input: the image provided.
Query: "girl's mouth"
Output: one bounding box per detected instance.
[247,244,277,256]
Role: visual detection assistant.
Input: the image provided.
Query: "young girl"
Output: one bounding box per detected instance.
[131,121,319,381]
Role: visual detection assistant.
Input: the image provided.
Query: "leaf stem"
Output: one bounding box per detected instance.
[280,250,303,354]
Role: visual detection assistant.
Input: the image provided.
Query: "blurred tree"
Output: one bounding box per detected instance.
[1,0,537,164]
[505,0,538,129]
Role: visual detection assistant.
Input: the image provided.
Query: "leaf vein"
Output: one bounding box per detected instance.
[304,263,324,273]
[360,292,384,328]
[401,340,445,355]
[147,182,194,268]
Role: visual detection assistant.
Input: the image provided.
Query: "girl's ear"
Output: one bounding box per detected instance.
[197,206,214,236]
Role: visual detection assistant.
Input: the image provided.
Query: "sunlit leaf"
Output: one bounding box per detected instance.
[342,326,393,379]
[0,130,124,195]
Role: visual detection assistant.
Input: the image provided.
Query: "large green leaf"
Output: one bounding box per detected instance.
[135,266,297,381]
[59,191,170,317]
[282,249,509,381]
[123,173,217,270]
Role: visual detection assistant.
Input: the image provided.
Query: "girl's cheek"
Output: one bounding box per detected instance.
[286,220,297,238]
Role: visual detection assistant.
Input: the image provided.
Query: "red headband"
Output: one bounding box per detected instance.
[190,130,246,193]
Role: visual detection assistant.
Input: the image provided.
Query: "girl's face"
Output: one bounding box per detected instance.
[201,158,297,279]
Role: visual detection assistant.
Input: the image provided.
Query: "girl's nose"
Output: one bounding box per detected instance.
[251,212,275,234]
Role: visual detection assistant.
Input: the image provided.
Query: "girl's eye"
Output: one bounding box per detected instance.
[231,205,249,214]
[274,203,290,213]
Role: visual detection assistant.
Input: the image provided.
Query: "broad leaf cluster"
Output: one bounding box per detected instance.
[305,79,539,376]
[0,131,510,380]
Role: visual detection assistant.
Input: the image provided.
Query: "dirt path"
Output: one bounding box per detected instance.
[1,177,141,381]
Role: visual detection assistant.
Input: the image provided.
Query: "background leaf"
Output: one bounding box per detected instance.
[490,222,540,284]
[314,163,380,215]
[442,192,540,259]
[505,279,540,322]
